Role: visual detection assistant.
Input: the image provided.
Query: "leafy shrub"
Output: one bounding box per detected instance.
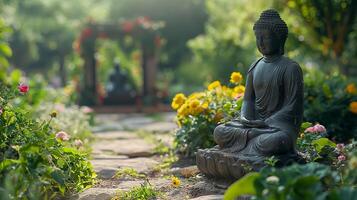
[0,83,96,199]
[172,72,245,156]
[303,69,357,142]
[224,162,357,200]
[34,103,94,153]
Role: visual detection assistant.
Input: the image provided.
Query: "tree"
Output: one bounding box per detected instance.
[286,0,357,74]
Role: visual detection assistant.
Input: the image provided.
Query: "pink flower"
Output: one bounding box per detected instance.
[336,143,345,151]
[55,131,70,141]
[305,124,327,134]
[54,104,65,112]
[338,155,346,161]
[18,83,29,94]
[74,139,83,148]
[314,124,326,133]
[305,126,316,133]
[0,107,3,115]
[81,106,93,114]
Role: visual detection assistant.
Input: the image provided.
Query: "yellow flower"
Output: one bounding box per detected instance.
[346,83,357,95]
[178,102,189,117]
[171,176,181,187]
[189,99,203,115]
[350,101,357,114]
[171,93,187,110]
[208,81,221,91]
[234,85,245,94]
[201,102,209,109]
[188,92,205,100]
[300,133,305,138]
[230,72,243,84]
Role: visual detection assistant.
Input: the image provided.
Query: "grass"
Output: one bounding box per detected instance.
[112,181,162,200]
[114,167,147,179]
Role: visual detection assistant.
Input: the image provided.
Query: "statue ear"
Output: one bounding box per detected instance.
[279,45,284,55]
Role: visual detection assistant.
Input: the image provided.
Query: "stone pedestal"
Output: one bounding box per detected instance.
[196,147,249,180]
[196,146,304,180]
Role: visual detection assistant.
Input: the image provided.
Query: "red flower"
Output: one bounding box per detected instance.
[81,28,93,39]
[18,83,29,94]
[122,21,134,33]
[154,35,161,47]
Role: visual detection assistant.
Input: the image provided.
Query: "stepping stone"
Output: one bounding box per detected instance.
[90,155,128,179]
[139,122,178,133]
[94,131,138,140]
[91,157,159,179]
[190,195,224,200]
[116,157,159,173]
[75,188,117,200]
[171,165,200,178]
[92,139,155,157]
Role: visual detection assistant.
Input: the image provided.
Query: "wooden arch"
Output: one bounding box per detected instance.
[74,17,163,105]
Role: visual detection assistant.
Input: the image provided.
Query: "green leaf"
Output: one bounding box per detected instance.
[51,170,65,186]
[300,122,313,132]
[224,172,260,200]
[327,187,357,200]
[0,43,12,57]
[10,69,22,84]
[0,56,9,67]
[312,138,336,153]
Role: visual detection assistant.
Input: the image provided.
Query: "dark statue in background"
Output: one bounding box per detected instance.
[196,9,304,179]
[104,61,136,105]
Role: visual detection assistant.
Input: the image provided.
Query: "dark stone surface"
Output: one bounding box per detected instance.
[196,9,304,180]
[104,62,136,105]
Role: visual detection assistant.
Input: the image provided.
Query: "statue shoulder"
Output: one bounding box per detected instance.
[282,57,303,79]
[283,57,302,73]
[247,57,264,73]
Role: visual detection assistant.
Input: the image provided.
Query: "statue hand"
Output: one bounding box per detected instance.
[241,118,268,128]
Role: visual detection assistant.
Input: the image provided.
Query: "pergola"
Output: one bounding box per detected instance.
[74,17,163,105]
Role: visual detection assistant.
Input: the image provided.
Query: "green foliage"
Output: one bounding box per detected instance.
[112,181,161,200]
[0,83,96,199]
[286,0,357,69]
[224,162,357,200]
[303,69,357,142]
[108,0,207,70]
[224,172,260,200]
[188,0,271,82]
[114,168,146,180]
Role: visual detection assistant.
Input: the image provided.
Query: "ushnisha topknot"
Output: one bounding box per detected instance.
[253,9,288,43]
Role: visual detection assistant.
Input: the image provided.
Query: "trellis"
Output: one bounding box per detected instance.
[74,17,163,105]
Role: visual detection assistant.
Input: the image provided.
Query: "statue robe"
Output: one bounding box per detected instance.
[213,56,303,161]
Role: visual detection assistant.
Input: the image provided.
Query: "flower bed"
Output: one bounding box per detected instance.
[0,83,96,199]
[172,72,245,156]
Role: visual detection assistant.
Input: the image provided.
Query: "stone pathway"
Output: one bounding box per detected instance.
[74,113,225,200]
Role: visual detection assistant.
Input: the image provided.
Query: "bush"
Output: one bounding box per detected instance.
[172,72,245,156]
[303,69,357,142]
[224,161,357,200]
[0,83,96,199]
[34,103,94,154]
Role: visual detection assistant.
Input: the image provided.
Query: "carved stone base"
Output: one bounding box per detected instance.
[196,148,251,180]
[196,147,304,180]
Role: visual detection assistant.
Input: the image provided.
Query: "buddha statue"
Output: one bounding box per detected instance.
[196,9,304,179]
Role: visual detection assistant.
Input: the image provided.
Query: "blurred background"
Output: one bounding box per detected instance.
[0,0,356,108]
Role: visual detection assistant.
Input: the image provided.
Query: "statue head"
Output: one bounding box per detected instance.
[253,9,288,56]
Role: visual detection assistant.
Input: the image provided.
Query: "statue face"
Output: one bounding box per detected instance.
[255,29,281,56]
